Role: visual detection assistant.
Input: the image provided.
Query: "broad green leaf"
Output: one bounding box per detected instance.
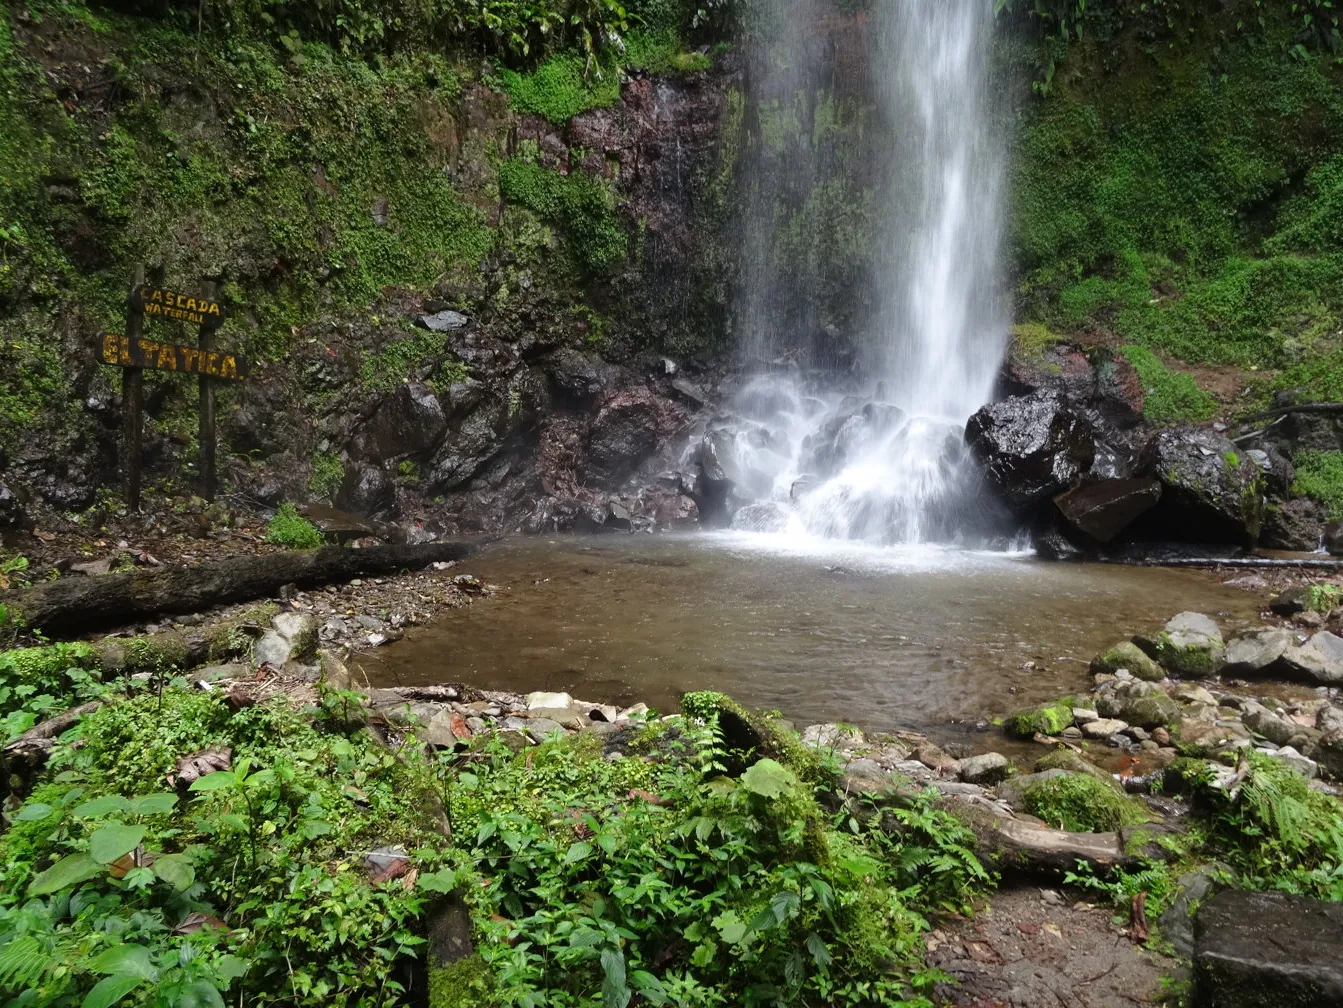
[630,970,668,1005]
[175,980,225,1008]
[805,932,832,967]
[712,910,746,945]
[300,819,333,839]
[151,853,195,891]
[215,955,249,982]
[188,771,237,793]
[88,943,156,979]
[740,759,796,799]
[89,823,145,865]
[81,975,144,1008]
[599,947,630,1008]
[770,889,800,924]
[16,802,55,822]
[130,793,178,817]
[417,868,457,894]
[72,795,130,819]
[564,842,593,864]
[28,853,104,896]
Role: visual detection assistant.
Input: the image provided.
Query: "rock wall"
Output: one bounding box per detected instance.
[0,2,734,536]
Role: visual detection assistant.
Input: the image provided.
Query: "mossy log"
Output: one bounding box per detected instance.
[1,542,478,637]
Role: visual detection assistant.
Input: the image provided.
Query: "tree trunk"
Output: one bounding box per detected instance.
[2,542,479,637]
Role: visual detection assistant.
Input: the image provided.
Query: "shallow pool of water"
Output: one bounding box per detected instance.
[365,532,1263,736]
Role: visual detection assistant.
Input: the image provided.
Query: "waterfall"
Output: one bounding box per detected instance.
[721,0,1009,547]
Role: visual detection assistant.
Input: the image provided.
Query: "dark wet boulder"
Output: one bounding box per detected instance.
[1260,497,1325,551]
[546,348,614,406]
[1033,523,1088,561]
[1249,443,1295,496]
[427,401,509,491]
[1000,334,1096,408]
[1053,477,1161,543]
[964,392,1094,510]
[1194,889,1343,1008]
[1091,347,1146,429]
[335,463,394,517]
[352,382,446,462]
[584,388,685,489]
[1136,428,1264,545]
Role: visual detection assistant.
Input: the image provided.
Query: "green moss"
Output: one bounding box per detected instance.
[429,955,497,1008]
[205,602,280,661]
[1292,450,1343,519]
[1009,321,1063,361]
[497,159,627,274]
[501,53,622,125]
[1306,584,1343,613]
[1004,699,1074,739]
[680,690,831,784]
[1023,772,1149,833]
[1119,346,1217,423]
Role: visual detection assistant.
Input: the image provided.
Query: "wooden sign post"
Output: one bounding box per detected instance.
[102,272,245,510]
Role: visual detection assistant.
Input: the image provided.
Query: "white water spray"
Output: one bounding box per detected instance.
[724,0,1008,546]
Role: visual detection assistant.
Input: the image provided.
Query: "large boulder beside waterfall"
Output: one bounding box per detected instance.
[1053,477,1162,543]
[1141,427,1265,545]
[964,392,1094,509]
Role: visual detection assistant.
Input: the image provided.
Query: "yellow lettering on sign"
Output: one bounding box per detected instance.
[182,347,199,372]
[209,303,221,316]
[219,355,237,379]
[205,351,220,376]
[119,336,132,366]
[138,339,157,362]
[102,333,119,365]
[157,343,177,370]
[149,288,164,304]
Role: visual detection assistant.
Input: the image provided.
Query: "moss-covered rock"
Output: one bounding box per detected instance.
[1090,640,1165,682]
[1004,699,1074,739]
[1022,772,1149,833]
[681,690,830,783]
[1153,612,1225,678]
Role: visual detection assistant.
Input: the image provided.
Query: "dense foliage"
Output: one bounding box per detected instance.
[1006,0,1343,407]
[0,649,994,1008]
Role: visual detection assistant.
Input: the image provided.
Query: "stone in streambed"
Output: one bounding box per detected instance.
[958,752,1011,786]
[1222,628,1292,675]
[1153,611,1225,677]
[1004,700,1074,738]
[963,392,1095,509]
[1194,889,1343,1008]
[1080,717,1129,739]
[1090,640,1165,682]
[1280,631,1343,685]
[996,769,1070,810]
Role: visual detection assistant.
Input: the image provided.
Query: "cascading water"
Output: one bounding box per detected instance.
[720,0,1010,547]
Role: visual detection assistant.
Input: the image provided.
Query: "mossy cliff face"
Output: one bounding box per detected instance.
[0,0,732,531]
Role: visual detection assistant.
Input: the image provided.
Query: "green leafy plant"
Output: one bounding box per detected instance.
[308,453,345,501]
[1293,450,1343,519]
[266,503,324,549]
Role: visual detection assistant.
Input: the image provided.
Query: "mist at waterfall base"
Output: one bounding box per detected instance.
[719,0,1011,551]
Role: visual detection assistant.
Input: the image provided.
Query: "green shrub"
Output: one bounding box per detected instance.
[1293,450,1343,519]
[1119,345,1217,423]
[308,453,345,500]
[267,503,324,549]
[1023,772,1148,832]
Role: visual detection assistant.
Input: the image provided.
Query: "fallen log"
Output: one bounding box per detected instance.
[1238,402,1343,423]
[0,542,479,638]
[2,700,105,809]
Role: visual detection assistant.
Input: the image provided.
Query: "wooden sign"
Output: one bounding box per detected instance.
[134,285,227,329]
[106,270,246,511]
[100,333,247,380]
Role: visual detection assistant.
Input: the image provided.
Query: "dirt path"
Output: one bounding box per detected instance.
[929,887,1178,1008]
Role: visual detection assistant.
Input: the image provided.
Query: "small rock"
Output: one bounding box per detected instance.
[525,718,566,743]
[1293,610,1326,629]
[1072,707,1100,724]
[958,752,1011,786]
[417,309,470,332]
[1272,745,1319,779]
[1090,640,1164,682]
[1281,631,1343,685]
[914,742,961,775]
[618,703,650,721]
[1151,726,1171,745]
[1081,717,1129,738]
